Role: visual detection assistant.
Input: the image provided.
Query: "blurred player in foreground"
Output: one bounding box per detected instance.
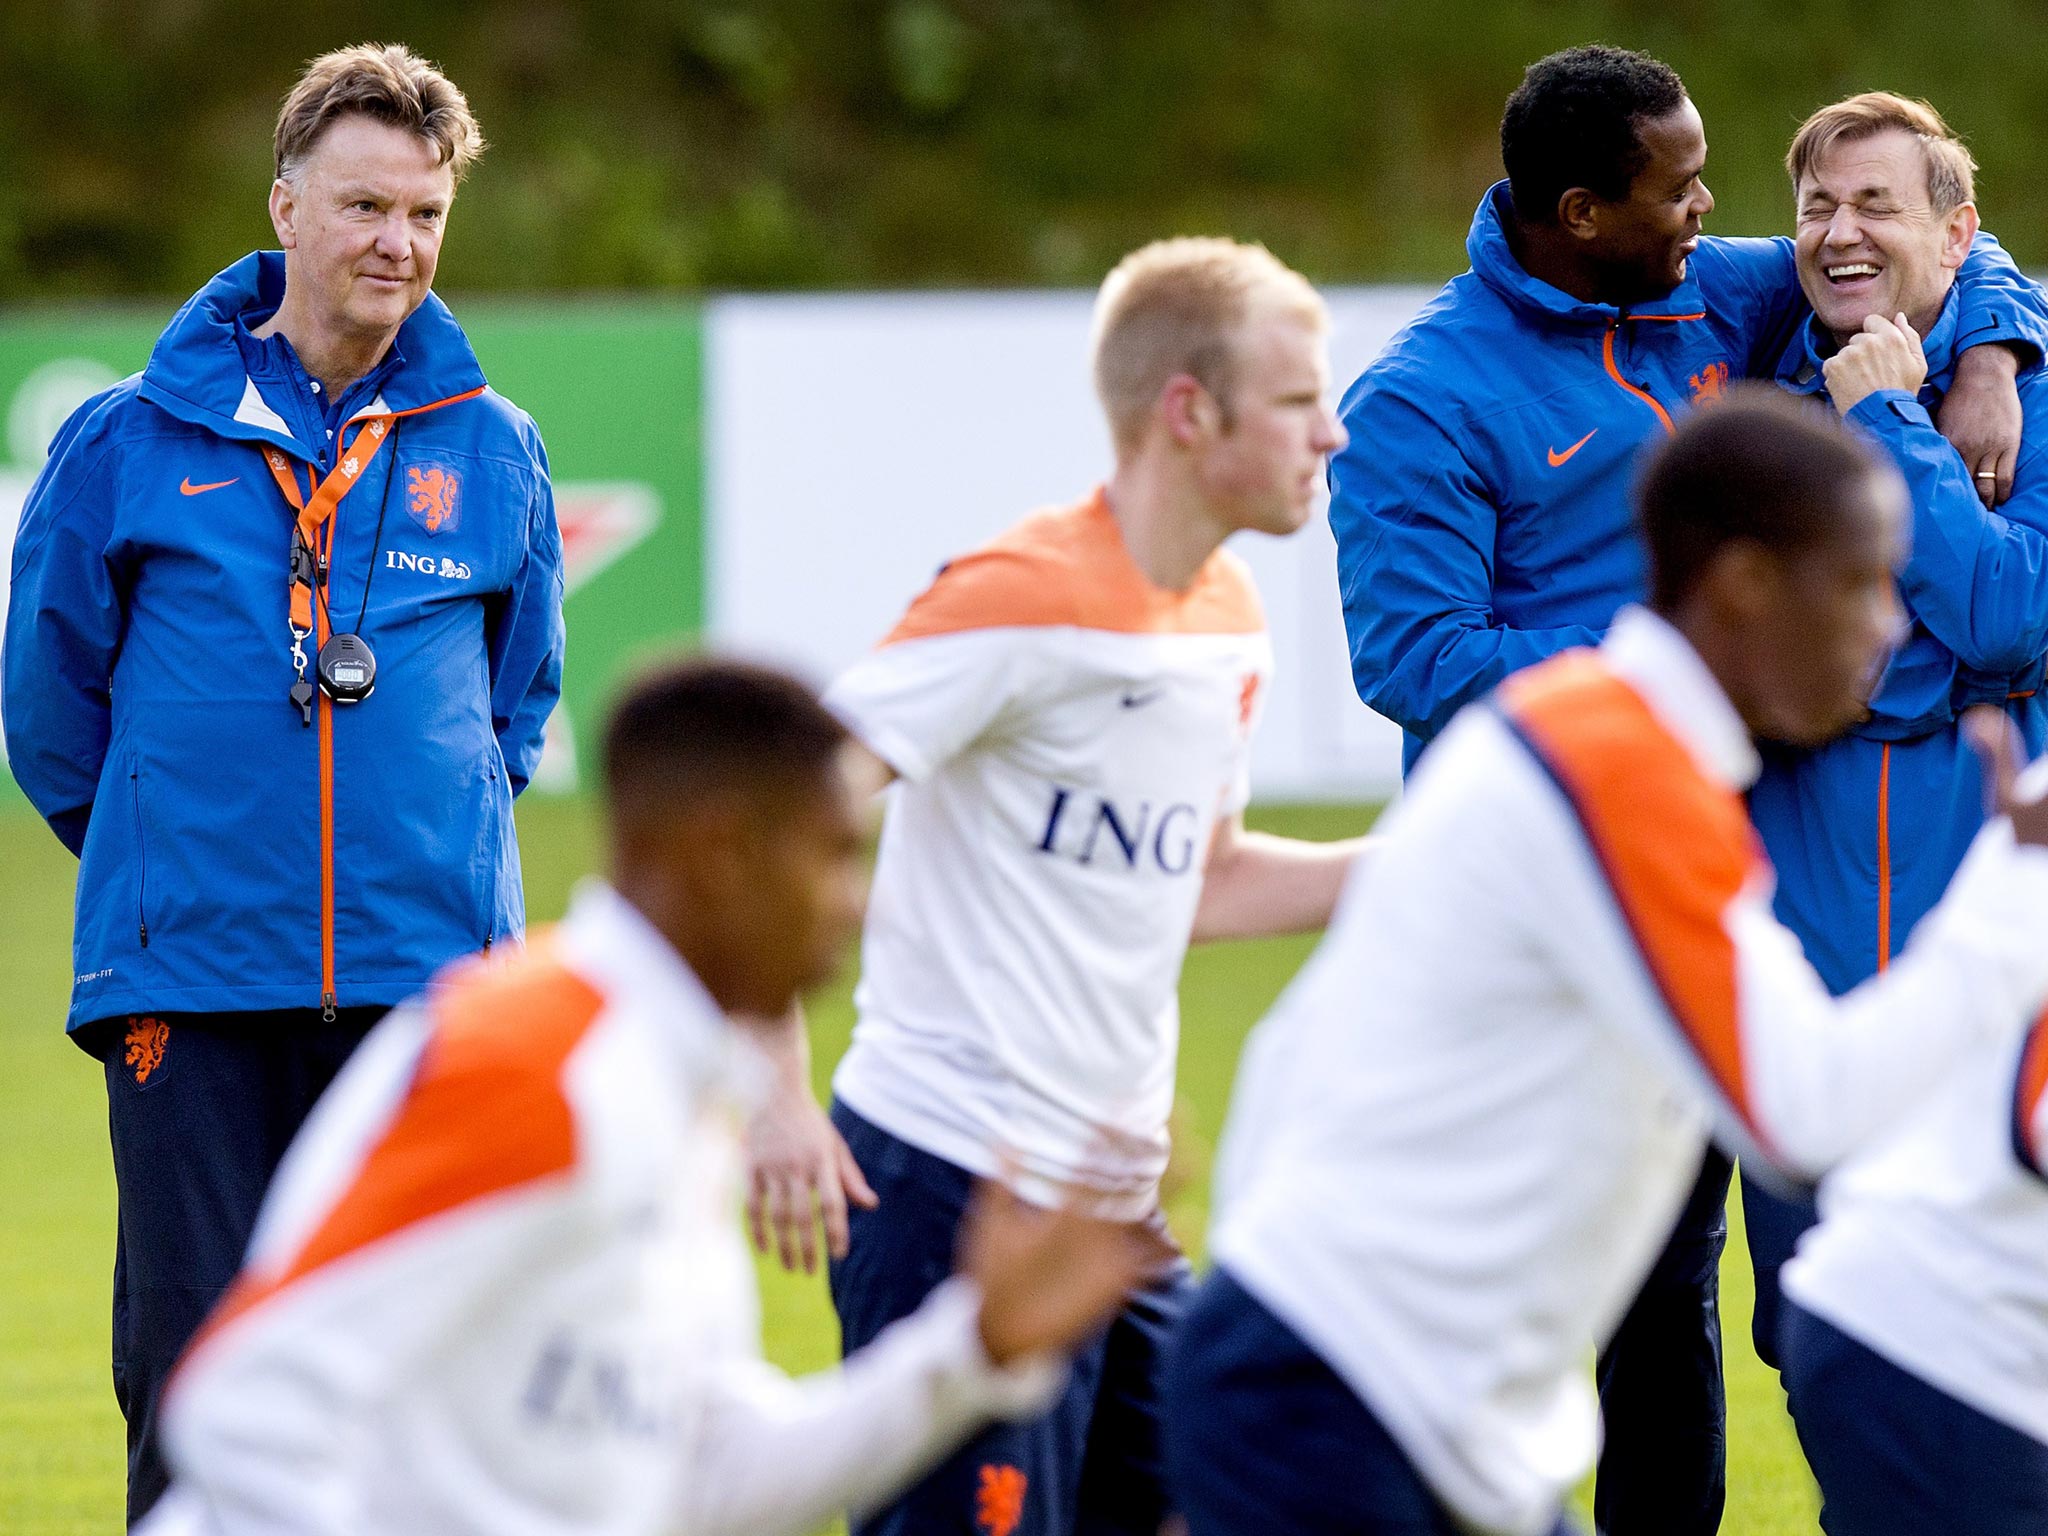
[745,236,1370,1536]
[1164,390,2048,1536]
[1738,90,2048,1376]
[135,659,1163,1536]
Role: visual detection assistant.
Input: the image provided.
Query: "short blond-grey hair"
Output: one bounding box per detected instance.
[1091,237,1327,451]
[275,43,486,185]
[1786,92,1976,215]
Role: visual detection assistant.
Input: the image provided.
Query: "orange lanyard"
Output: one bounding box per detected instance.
[262,415,396,635]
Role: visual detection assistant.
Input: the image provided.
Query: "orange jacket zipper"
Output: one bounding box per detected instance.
[317,513,338,1021]
[1601,315,1704,437]
[1875,743,1893,974]
[273,388,488,1023]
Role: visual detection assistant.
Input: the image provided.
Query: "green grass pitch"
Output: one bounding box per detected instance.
[0,798,1819,1533]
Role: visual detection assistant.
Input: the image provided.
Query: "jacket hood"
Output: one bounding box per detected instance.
[139,252,488,457]
[1467,181,1708,327]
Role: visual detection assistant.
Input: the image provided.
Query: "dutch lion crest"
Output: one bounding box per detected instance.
[406,463,461,535]
[124,1016,169,1085]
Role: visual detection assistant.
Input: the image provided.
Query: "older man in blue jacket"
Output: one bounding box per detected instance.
[1743,91,2048,1389]
[2,45,562,1524]
[1330,47,2047,1536]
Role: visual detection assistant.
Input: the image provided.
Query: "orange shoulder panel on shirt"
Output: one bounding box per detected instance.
[184,942,604,1360]
[882,488,1265,645]
[2013,1008,2048,1174]
[1500,651,1769,1145]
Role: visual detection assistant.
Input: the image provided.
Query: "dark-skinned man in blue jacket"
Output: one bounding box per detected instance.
[1329,46,2048,1536]
[1746,92,2048,1415]
[1,44,563,1526]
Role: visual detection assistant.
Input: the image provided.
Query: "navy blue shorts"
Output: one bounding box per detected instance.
[82,1007,383,1526]
[1782,1298,2048,1535]
[828,1100,1190,1536]
[1164,1265,1578,1536]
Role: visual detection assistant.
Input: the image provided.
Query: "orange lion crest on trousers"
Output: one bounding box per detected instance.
[975,1463,1027,1536]
[124,1017,169,1085]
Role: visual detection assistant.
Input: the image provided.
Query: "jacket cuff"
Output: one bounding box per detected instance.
[1844,390,1931,435]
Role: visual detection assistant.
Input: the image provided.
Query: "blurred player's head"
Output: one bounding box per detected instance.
[1788,93,1979,343]
[1091,237,1345,536]
[1637,385,1907,747]
[1501,46,1709,303]
[602,658,866,1018]
[268,44,485,349]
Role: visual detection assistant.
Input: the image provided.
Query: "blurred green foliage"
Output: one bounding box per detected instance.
[5,0,2047,300]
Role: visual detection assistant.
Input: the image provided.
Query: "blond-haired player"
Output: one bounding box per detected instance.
[743,237,1370,1536]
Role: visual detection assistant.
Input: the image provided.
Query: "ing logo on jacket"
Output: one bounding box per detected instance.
[1689,362,1731,405]
[386,550,474,581]
[406,464,462,535]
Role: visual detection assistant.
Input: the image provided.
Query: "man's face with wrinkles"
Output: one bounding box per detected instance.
[271,113,454,348]
[1795,127,1973,344]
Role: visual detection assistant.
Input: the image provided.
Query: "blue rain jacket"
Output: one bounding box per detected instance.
[1753,298,2048,994]
[4,253,565,1031]
[1332,182,2047,772]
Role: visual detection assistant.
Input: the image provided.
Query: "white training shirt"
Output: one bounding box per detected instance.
[827,488,1271,1213]
[141,883,1060,1536]
[1786,972,2048,1446]
[1209,608,2048,1536]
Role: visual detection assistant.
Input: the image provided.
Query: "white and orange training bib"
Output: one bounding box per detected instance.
[827,488,1272,1211]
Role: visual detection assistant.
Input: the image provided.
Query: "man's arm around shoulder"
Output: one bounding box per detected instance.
[1831,315,2048,673]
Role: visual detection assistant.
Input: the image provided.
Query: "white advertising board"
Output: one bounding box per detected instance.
[706,286,1440,802]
